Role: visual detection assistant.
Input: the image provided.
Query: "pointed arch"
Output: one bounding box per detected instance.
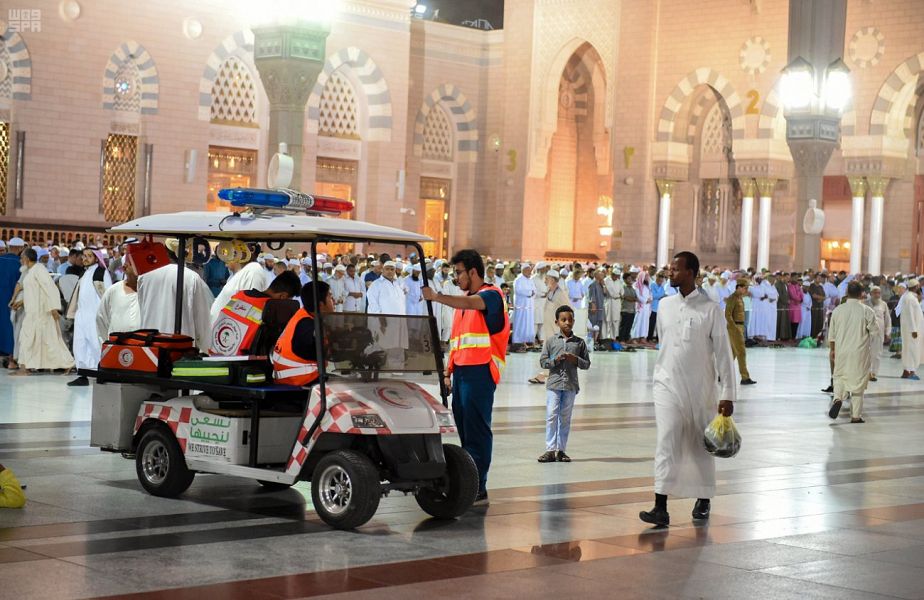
[657,68,745,143]
[102,41,158,114]
[198,30,255,121]
[0,21,31,100]
[413,84,478,162]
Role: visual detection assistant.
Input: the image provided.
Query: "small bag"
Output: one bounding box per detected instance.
[124,235,170,276]
[798,337,818,349]
[99,329,196,377]
[171,357,271,386]
[704,414,741,458]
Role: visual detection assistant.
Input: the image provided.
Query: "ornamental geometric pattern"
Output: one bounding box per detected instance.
[739,36,771,75]
[210,56,257,126]
[112,61,141,113]
[101,134,138,223]
[0,20,32,100]
[917,110,924,156]
[413,83,478,163]
[318,71,360,139]
[198,30,255,121]
[849,27,885,69]
[422,105,453,161]
[0,43,10,100]
[0,121,8,215]
[700,101,732,160]
[102,41,159,114]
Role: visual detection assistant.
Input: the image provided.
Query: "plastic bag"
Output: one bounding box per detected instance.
[798,337,818,349]
[704,414,741,458]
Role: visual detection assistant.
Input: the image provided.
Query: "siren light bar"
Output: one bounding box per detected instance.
[218,187,353,215]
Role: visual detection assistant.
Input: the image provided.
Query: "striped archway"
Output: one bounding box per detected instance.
[413,83,478,162]
[657,68,745,143]
[307,47,392,142]
[869,52,924,137]
[0,21,31,100]
[102,41,159,114]
[197,30,255,121]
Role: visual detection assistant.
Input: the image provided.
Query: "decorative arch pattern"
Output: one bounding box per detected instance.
[307,47,392,142]
[0,21,32,100]
[198,30,254,121]
[102,41,158,114]
[657,68,745,142]
[413,83,478,163]
[870,52,924,137]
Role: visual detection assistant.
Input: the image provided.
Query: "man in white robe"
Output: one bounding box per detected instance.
[403,264,426,316]
[866,286,891,381]
[531,262,549,344]
[67,248,112,386]
[901,280,924,380]
[13,249,75,373]
[329,265,348,313]
[566,269,587,338]
[137,262,213,352]
[747,279,768,341]
[602,268,624,342]
[763,275,779,342]
[343,263,364,312]
[640,251,735,527]
[366,261,408,368]
[433,260,460,344]
[96,263,140,339]
[209,259,267,326]
[511,264,536,349]
[828,281,879,423]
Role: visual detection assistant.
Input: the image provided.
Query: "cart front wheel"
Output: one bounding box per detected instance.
[415,444,479,519]
[135,427,194,497]
[311,450,380,530]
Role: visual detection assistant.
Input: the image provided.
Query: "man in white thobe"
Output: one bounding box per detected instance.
[329,265,348,313]
[403,264,426,316]
[763,275,779,342]
[866,286,891,381]
[67,248,112,386]
[209,259,267,326]
[13,249,75,373]
[747,278,768,341]
[137,262,213,352]
[511,264,536,348]
[96,264,140,339]
[639,251,736,527]
[828,281,879,423]
[901,280,924,379]
[566,269,587,338]
[433,260,459,344]
[367,261,408,368]
[532,262,549,344]
[602,268,624,342]
[343,264,364,312]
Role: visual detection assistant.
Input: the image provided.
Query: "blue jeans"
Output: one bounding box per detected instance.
[546,389,577,451]
[452,365,495,494]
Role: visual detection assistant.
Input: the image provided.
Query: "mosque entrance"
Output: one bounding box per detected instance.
[316,157,358,256]
[420,177,450,258]
[206,147,257,212]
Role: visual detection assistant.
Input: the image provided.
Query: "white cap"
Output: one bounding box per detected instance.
[324,262,333,269]
[403,264,413,274]
[334,264,347,272]
[547,269,561,280]
[629,266,640,273]
[521,263,532,270]
[434,259,446,268]
[372,260,381,267]
[8,237,24,247]
[301,257,312,266]
[412,263,422,272]
[495,262,505,269]
[262,253,275,261]
[74,241,85,250]
[535,261,548,270]
[383,260,397,268]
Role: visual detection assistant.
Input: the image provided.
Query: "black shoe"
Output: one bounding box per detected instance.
[67,376,89,387]
[556,451,571,463]
[740,378,757,385]
[828,399,842,419]
[822,385,834,393]
[869,375,878,382]
[639,506,670,526]
[692,499,711,520]
[538,451,557,463]
[473,491,489,507]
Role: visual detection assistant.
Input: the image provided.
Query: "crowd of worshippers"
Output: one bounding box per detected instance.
[1,233,920,381]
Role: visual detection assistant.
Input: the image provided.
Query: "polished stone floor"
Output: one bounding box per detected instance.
[3,346,924,599]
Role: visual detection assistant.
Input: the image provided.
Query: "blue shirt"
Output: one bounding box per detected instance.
[651,282,667,312]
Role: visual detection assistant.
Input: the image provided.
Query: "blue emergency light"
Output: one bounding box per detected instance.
[218,187,353,215]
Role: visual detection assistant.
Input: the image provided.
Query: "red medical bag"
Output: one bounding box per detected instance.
[124,235,170,276]
[99,329,196,377]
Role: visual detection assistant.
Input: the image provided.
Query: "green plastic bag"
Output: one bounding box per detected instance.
[798,337,818,349]
[704,414,741,458]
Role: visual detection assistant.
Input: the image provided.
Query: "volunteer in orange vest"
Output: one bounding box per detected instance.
[272,280,334,386]
[423,249,510,506]
[209,271,301,356]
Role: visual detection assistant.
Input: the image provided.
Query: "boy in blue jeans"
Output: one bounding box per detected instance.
[538,305,591,462]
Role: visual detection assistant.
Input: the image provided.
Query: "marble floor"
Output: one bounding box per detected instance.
[3,346,924,599]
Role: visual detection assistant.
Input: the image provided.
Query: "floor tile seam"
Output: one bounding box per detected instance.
[759,536,924,560]
[753,562,912,599]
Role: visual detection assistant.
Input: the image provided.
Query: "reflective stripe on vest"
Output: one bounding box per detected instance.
[209,291,271,356]
[447,285,510,384]
[271,308,320,386]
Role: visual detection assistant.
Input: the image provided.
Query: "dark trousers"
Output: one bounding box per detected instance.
[648,311,658,341]
[618,313,634,341]
[452,364,496,494]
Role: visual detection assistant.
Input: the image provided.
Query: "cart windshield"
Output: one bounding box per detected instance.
[322,313,439,374]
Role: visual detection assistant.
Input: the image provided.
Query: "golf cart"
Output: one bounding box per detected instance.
[84,190,478,530]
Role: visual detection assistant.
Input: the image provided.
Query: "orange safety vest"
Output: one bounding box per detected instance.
[271,309,320,386]
[447,285,510,384]
[209,291,271,356]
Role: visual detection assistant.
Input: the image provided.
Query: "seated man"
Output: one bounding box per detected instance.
[209,271,301,357]
[272,281,335,386]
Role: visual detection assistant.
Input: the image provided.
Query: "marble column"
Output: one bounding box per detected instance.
[866,176,890,275]
[755,178,776,271]
[847,176,868,274]
[656,179,675,268]
[739,178,756,270]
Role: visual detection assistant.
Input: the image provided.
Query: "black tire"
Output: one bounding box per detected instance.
[135,427,194,498]
[310,450,381,530]
[257,480,294,491]
[415,444,479,519]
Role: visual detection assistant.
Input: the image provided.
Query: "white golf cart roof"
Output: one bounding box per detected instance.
[109,211,433,243]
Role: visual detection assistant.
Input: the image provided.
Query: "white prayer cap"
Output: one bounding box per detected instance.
[403,264,413,274]
[495,262,505,269]
[334,264,347,273]
[262,253,275,261]
[721,270,732,279]
[559,269,568,278]
[36,248,50,259]
[521,263,532,270]
[870,285,881,292]
[74,241,85,250]
[301,257,312,265]
[412,263,422,272]
[372,260,381,267]
[536,261,548,270]
[546,269,560,280]
[8,237,24,247]
[909,279,920,288]
[324,262,333,269]
[434,259,446,268]
[629,266,640,273]
[383,260,397,268]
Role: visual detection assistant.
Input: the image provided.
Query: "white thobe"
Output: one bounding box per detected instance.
[96,281,140,339]
[329,275,348,313]
[138,265,213,352]
[210,262,267,326]
[542,285,570,341]
[366,276,408,366]
[367,276,406,315]
[532,273,548,328]
[867,299,890,376]
[403,276,426,316]
[764,281,779,341]
[603,276,624,340]
[796,290,813,339]
[901,292,924,372]
[435,275,460,342]
[631,285,652,339]
[343,274,364,312]
[653,289,736,499]
[580,276,593,309]
[566,278,587,338]
[18,264,74,370]
[747,284,766,339]
[512,274,536,344]
[829,299,878,398]
[72,264,112,370]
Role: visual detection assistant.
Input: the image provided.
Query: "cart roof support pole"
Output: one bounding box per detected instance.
[174,236,187,335]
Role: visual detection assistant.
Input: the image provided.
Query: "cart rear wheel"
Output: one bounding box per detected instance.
[257,480,294,491]
[415,444,479,519]
[135,427,194,497]
[311,450,380,530]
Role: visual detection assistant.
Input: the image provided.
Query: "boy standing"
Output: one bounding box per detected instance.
[538,305,591,463]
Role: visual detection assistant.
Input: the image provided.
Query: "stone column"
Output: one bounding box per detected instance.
[866,176,890,275]
[739,178,756,270]
[789,140,836,269]
[755,178,776,271]
[252,24,330,190]
[847,176,868,274]
[656,179,675,268]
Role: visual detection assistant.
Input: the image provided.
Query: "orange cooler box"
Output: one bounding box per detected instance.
[99,330,196,377]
